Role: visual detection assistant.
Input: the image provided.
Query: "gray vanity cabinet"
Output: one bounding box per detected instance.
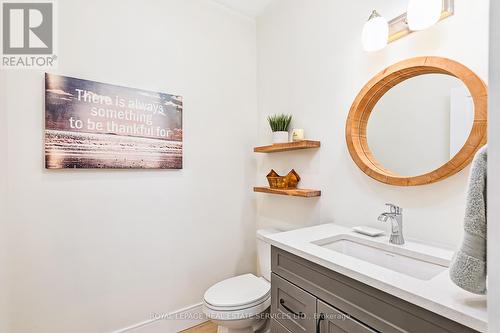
[270,246,479,333]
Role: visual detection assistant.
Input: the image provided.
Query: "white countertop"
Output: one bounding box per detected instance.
[263,223,487,332]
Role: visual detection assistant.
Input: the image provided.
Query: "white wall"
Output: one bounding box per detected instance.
[1,0,258,332]
[488,0,500,330]
[256,0,489,248]
[0,65,9,333]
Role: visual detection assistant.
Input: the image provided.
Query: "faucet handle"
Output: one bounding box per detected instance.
[385,203,402,214]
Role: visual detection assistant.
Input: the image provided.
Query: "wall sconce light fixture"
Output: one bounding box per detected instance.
[407,0,444,31]
[362,0,454,52]
[362,10,389,52]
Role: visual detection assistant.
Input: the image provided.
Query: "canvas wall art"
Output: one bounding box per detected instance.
[45,73,183,169]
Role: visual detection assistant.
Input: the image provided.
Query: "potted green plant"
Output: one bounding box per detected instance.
[267,114,292,144]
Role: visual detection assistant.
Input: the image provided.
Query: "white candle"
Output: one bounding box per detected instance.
[292,129,305,141]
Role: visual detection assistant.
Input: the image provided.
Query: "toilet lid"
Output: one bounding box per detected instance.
[204,274,270,308]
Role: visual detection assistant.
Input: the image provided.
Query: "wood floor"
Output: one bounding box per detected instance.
[180,321,217,333]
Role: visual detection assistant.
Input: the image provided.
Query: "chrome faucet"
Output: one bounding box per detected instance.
[378,203,405,245]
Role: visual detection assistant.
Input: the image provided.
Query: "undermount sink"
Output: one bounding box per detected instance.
[313,235,450,281]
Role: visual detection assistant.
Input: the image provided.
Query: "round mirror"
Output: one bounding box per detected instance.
[346,57,487,186]
[367,74,474,176]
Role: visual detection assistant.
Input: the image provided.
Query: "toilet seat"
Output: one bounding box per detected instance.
[203,297,271,321]
[203,274,271,318]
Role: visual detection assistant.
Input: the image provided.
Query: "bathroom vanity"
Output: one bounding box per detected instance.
[264,224,487,333]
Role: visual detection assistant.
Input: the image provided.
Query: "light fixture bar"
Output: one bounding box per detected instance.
[388,0,454,43]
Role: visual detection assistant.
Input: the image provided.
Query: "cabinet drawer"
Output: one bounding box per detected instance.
[317,300,378,333]
[272,273,316,332]
[271,319,293,333]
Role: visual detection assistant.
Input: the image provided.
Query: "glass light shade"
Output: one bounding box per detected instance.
[407,0,443,31]
[362,12,389,52]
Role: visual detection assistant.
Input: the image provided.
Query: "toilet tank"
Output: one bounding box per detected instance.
[256,228,281,282]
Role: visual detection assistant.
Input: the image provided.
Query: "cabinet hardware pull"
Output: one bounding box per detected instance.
[279,298,305,319]
[316,313,325,333]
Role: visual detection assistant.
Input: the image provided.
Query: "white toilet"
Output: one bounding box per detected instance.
[202,229,279,333]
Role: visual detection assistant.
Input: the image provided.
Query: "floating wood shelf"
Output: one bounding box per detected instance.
[254,140,320,153]
[253,187,321,197]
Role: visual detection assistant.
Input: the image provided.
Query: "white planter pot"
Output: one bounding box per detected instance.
[272,131,289,144]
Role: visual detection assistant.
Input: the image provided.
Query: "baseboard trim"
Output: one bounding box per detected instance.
[112,303,207,333]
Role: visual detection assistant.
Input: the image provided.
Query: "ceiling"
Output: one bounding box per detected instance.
[212,0,272,18]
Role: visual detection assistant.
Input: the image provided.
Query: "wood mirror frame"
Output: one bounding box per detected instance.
[346,57,487,186]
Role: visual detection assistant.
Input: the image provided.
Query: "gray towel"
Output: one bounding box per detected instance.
[449,145,487,295]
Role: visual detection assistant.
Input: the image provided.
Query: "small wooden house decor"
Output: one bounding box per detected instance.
[266,169,301,189]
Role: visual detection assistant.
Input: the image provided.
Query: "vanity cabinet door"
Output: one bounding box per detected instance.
[317,300,378,333]
[272,273,317,332]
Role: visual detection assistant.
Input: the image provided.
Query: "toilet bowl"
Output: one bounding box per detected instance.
[202,229,280,333]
